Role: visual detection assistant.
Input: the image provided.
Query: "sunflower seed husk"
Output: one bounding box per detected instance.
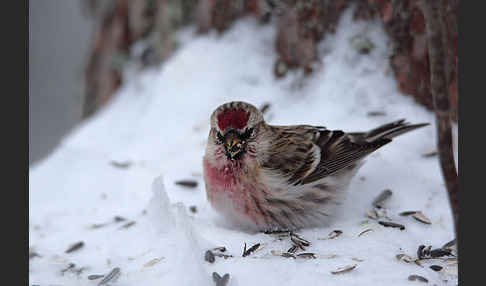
[212,246,226,252]
[110,160,132,169]
[205,250,215,263]
[89,223,108,229]
[352,257,364,262]
[212,272,230,286]
[429,248,453,258]
[65,241,84,253]
[442,239,456,249]
[399,211,418,216]
[430,265,443,271]
[372,189,392,208]
[322,254,338,259]
[29,248,41,259]
[61,263,76,275]
[271,250,282,256]
[119,221,136,229]
[378,221,405,230]
[366,209,379,220]
[417,245,426,259]
[412,212,432,224]
[88,274,105,280]
[175,180,198,188]
[287,245,298,253]
[327,230,343,239]
[422,151,439,158]
[242,243,261,257]
[296,252,316,259]
[358,228,373,237]
[281,252,296,259]
[144,258,162,267]
[213,253,233,259]
[114,216,127,222]
[331,264,357,275]
[396,254,414,263]
[367,111,387,117]
[408,274,428,283]
[98,267,121,286]
[290,233,310,248]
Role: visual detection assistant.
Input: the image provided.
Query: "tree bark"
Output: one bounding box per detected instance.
[421,0,458,239]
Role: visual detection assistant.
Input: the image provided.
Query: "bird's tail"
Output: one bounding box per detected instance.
[362,119,429,142]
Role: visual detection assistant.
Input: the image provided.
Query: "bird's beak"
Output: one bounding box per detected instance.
[224,135,242,159]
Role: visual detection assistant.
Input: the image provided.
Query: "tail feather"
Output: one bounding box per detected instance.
[363,119,429,142]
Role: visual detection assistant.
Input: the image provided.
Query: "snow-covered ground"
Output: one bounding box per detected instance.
[29,8,458,286]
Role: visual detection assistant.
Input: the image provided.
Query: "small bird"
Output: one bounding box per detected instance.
[203,101,428,231]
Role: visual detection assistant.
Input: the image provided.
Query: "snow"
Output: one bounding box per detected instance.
[29,8,458,286]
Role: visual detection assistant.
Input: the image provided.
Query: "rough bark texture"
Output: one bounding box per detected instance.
[82,0,196,118]
[421,0,458,239]
[83,0,458,123]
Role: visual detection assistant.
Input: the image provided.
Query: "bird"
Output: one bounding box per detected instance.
[203,101,428,232]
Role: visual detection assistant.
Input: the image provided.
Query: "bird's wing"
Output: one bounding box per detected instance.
[262,125,391,186]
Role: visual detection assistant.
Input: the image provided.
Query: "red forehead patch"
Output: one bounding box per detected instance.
[217,108,250,131]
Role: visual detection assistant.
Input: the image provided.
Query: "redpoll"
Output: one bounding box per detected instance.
[203,101,428,231]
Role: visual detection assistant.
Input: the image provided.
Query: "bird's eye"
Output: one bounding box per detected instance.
[216,131,224,144]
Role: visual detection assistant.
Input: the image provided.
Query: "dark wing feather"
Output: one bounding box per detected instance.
[262,120,427,186]
[299,131,390,184]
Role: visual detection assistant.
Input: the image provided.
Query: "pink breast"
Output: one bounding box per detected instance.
[203,158,261,222]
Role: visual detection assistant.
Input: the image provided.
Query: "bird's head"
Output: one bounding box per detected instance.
[209,101,264,160]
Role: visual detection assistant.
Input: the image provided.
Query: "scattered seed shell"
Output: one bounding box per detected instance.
[119,221,136,229]
[322,254,338,259]
[65,241,84,253]
[378,221,405,230]
[417,245,426,259]
[327,230,343,239]
[366,209,379,220]
[290,233,310,248]
[352,257,364,262]
[144,258,162,267]
[442,239,456,249]
[175,180,198,188]
[281,252,296,259]
[297,253,316,259]
[213,253,233,259]
[430,265,443,271]
[422,151,438,158]
[396,254,414,263]
[367,111,386,117]
[205,250,215,263]
[412,212,432,224]
[331,264,357,275]
[88,274,105,280]
[110,160,132,169]
[189,206,197,213]
[212,272,230,286]
[287,245,298,253]
[372,189,392,208]
[408,274,428,283]
[212,246,226,252]
[114,216,127,222]
[242,243,262,257]
[358,228,373,237]
[399,211,418,216]
[429,248,453,258]
[61,263,76,275]
[98,267,121,286]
